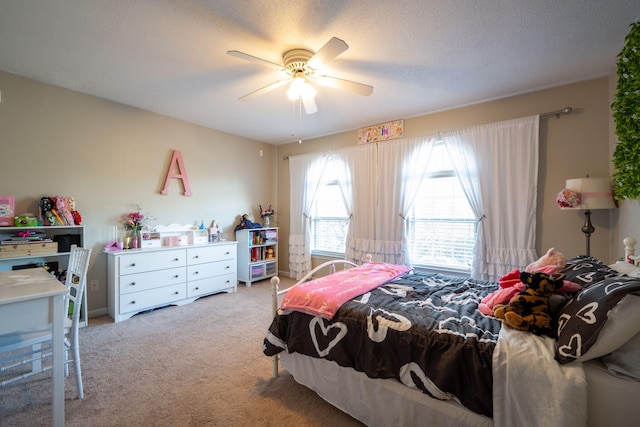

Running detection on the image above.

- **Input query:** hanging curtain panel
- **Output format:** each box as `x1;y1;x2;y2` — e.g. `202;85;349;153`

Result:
442;115;540;280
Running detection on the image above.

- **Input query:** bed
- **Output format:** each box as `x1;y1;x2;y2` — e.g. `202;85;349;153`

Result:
263;244;640;427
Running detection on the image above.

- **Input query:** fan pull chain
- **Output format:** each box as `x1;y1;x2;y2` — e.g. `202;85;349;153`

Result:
290;98;304;143
298;98;303;143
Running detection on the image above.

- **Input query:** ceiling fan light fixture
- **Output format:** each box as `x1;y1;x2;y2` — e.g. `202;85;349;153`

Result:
229;36;372;113
286;77;317;101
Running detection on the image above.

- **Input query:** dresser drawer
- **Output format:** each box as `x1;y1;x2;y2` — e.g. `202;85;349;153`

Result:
119;283;185;315
118;250;186;275
187;259;236;280
119;267;186;295
187;273;237;298
187;244;236;265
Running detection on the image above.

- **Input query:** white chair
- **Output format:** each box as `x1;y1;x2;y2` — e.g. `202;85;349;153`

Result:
0;246;92;398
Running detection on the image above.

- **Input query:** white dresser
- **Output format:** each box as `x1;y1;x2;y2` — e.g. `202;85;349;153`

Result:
107;242;237;323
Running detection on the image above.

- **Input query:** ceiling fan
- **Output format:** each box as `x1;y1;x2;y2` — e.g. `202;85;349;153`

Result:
227;37;373;114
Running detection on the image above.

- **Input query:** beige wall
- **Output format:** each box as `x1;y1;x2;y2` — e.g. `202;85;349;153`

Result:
276;77;627;272
0;70;277;317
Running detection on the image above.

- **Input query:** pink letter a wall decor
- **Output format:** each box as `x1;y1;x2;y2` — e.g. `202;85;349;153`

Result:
161;150;193;196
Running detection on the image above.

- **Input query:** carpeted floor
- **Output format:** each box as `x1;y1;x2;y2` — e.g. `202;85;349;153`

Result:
0;278;364;426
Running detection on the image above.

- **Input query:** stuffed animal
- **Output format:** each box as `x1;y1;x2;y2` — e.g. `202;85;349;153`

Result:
493;271;565;336
266;247;275;260
39;197;57;226
67;196;82;225
55;196;75;226
478;267;581;316
525;247;566;273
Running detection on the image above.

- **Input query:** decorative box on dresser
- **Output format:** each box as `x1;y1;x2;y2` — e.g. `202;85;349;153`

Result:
107;241;237;323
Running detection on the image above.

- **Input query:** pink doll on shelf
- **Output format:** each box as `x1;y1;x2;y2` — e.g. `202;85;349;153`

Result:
67;196;82;225
55;196;75;226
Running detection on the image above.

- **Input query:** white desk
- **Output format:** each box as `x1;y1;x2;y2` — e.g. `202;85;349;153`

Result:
0;268;68;427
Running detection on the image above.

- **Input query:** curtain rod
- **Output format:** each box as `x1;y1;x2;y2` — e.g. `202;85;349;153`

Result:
540;107;573;119
282;107;574;160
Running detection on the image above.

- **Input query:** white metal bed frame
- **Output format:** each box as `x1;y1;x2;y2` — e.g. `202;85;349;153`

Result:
269;258;358;378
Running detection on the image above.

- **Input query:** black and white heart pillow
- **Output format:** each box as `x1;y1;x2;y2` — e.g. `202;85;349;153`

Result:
555;277;640;364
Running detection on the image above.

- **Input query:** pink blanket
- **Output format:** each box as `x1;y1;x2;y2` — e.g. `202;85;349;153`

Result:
280;262;412;320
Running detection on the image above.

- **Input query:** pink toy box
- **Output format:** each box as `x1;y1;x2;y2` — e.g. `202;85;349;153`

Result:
0;195;14;227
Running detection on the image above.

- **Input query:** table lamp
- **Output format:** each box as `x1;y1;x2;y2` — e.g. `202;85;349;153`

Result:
556;177;616;256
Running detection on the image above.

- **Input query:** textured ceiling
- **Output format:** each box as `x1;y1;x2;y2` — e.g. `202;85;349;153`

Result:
0;1;638;145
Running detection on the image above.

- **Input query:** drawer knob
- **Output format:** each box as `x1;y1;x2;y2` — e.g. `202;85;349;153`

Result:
225;265;230;269
195;286;200;290
195;255;199;259
130;300;136;305
194;271;199;275
130;263;136;267
174;291;179;295
130;282;136;286
225;251;230;255
174;275;179;278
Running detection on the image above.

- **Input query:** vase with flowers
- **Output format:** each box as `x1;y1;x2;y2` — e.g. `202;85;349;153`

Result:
123;205;152;249
259;204;274;227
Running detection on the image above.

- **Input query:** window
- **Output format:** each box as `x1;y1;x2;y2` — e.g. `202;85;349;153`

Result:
408;142;476;271
307;143;476;268
310;160;350;255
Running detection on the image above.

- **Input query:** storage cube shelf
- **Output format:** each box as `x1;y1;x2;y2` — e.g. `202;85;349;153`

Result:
236;227;278;286
0;225;88;327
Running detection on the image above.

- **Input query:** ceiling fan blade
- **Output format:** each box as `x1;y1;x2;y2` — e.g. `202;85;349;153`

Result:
227;50;284;71
239;79;291;100
313;75;373;96
300;94;318;114
307;37;349;69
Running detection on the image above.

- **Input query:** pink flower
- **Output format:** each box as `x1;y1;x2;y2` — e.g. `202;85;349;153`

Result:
123;205;152;232
556;189;581;208
259;204;275;218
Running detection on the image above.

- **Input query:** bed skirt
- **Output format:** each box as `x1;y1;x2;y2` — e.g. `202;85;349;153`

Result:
281;352;492;427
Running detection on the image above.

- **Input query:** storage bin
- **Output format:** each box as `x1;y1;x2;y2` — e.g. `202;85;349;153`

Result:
53;234;82;252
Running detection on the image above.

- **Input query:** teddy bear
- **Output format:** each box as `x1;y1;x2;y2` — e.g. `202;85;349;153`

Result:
525;247;566;273
266;247;275;260
493;271;565;336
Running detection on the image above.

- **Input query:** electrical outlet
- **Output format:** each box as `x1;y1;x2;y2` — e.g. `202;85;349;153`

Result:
89;280;99;292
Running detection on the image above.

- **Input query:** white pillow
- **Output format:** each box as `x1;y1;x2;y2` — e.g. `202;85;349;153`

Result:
602;331;640;381
577;294;640;362
609;261;640;278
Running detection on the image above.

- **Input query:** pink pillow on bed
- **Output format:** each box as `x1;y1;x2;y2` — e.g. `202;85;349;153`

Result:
280;262;412;320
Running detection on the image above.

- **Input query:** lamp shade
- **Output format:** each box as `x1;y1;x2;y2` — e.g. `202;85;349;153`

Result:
563;177;616;210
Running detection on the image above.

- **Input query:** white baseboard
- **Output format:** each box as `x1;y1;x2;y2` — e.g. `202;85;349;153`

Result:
89;307;108;318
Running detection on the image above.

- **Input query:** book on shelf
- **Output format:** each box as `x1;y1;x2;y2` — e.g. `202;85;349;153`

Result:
1;238;53;245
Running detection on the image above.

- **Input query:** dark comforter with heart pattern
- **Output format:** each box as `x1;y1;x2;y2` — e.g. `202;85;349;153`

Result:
263;271;502;417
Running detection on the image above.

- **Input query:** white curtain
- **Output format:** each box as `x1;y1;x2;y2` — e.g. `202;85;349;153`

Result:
442;115;540;281
288;153;328;280
332;144;378;264
288;116;539;280
375;136;437;264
